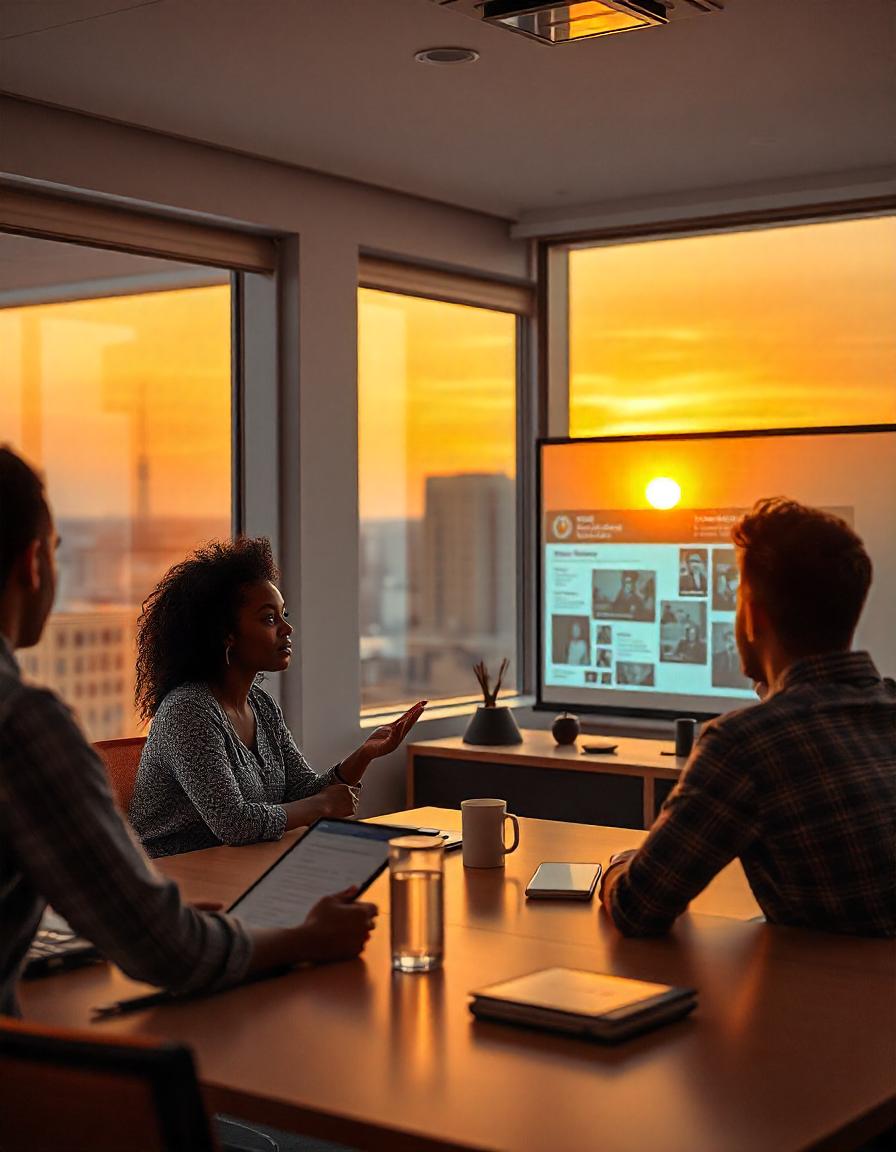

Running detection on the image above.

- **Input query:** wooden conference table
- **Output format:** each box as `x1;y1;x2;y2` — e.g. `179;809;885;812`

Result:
21;808;896;1152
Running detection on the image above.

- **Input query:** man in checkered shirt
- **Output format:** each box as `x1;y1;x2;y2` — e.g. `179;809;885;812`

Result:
601;497;895;938
0;447;377;1018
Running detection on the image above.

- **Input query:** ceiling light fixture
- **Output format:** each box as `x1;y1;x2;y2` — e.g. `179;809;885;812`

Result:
415;46;481;64
427;1;725;45
481;1;667;44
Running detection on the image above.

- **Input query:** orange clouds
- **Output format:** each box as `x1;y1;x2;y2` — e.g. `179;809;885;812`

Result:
0;286;231;518
569;217;896;438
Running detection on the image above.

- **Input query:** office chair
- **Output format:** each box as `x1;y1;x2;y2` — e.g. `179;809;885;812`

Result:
0;1017;218;1152
93;735;146;812
0;1019;280;1152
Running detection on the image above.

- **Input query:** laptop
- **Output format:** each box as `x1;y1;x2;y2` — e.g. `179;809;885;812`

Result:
24;909;100;979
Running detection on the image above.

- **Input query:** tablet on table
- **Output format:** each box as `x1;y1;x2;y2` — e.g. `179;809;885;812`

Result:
227;818;412;929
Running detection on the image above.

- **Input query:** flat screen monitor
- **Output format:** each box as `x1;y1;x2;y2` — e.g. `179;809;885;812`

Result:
538;426;896;718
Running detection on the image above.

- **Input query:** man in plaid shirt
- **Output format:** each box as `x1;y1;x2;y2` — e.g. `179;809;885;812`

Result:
1;448;377;1018
601;498;895;938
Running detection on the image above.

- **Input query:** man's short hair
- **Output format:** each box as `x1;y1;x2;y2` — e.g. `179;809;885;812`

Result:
0;447;48;588
732;497;871;654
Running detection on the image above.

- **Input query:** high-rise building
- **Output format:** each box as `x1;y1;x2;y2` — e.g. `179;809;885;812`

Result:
421;473;515;639
17;607;137;741
28;514;231;739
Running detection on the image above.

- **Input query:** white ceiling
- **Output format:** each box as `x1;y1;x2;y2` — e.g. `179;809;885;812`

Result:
1;0;895;219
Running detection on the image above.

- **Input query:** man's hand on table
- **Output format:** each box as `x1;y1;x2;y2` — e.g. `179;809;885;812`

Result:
599;849;639;909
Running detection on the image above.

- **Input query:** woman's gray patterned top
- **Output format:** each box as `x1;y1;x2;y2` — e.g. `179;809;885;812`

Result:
129;681;338;858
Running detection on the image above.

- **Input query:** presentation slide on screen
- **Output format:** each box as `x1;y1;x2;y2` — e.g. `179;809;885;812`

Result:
545;508;765;700
540;429;896;716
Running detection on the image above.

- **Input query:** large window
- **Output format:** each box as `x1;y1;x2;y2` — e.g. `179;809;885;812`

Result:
358;287;519;711
0;238;232;740
568;215;896;437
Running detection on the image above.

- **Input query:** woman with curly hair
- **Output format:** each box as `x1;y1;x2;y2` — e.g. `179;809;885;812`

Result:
129;537;425;857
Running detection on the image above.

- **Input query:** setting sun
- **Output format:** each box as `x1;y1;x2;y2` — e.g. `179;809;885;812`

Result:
646;477;681;509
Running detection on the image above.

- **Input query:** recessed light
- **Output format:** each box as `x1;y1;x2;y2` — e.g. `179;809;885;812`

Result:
414;47;480;65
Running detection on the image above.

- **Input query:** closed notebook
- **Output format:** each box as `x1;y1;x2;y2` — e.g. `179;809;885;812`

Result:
470;967;696;1042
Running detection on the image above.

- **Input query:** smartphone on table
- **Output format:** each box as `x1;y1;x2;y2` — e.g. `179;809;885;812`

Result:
525;862;602;901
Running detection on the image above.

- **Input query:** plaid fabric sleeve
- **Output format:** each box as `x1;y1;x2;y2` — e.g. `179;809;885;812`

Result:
1;685;252;993
607;723;759;936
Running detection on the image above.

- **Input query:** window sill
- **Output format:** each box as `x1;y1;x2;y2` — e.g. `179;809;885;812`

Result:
359;693;535;729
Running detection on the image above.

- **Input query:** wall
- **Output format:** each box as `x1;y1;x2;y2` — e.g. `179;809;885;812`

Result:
0;96;531;814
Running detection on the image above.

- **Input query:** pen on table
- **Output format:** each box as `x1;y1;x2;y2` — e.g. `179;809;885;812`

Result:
92;965;294;1020
92;988;176;1019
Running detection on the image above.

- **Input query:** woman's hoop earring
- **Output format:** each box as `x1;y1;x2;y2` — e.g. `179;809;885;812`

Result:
225;644;232;667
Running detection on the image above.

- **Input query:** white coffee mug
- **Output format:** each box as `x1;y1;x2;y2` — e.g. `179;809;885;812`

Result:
461;798;520;868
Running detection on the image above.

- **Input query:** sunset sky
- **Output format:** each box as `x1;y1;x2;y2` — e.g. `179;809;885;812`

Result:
2;216;893;525
569;215;896;437
358;288;518;521
0;285;231;519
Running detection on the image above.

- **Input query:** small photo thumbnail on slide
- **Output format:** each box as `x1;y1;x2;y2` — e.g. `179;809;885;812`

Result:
601;672;613;685
585;670;598;684
711;622;752;689
678;548;709;597
660;601;708;664
551;614;591;666
596;624;613;645
616;661;654;686
712;549;739;612
592;570;656;622
595;647;612;668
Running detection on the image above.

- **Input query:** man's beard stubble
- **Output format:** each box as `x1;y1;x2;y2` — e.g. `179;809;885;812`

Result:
735;615;764;685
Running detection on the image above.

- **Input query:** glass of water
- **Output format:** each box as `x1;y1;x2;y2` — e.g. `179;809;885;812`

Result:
389;835;444;973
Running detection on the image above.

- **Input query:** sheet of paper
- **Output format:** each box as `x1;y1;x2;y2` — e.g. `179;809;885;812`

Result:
230;824;393;929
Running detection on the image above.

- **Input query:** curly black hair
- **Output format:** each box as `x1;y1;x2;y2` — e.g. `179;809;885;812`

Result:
135;536;279;721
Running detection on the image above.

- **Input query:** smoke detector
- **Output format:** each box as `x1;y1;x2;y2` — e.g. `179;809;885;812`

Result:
428;1;726;45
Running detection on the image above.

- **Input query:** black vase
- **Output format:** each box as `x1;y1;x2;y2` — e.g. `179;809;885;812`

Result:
462;706;523;746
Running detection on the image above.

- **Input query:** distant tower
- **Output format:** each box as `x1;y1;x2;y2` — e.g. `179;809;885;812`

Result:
135;379;150;522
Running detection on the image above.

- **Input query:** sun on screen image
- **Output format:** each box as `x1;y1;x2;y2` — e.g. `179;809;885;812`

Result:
645;477;681;510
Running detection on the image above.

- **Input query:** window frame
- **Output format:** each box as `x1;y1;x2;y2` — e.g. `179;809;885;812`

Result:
0;186;282;543
0;195;272;733
356;256;537;718
540;197;896;441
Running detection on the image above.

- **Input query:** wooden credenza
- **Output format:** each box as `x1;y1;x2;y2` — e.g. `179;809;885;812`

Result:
407;728;683;829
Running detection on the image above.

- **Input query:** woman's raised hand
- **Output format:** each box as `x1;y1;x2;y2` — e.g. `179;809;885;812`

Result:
361;700;427;761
